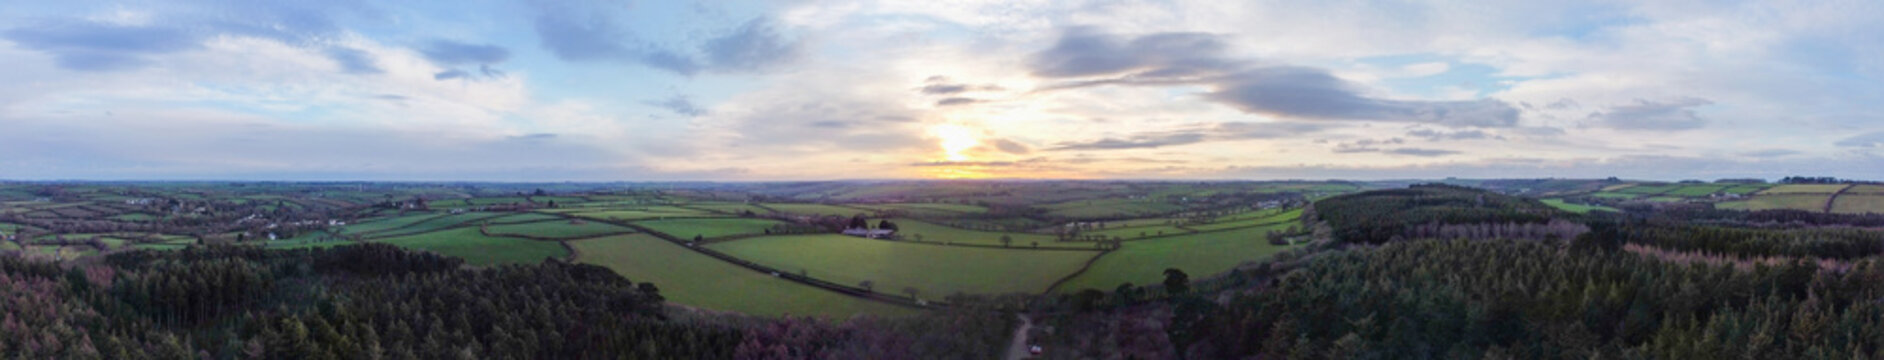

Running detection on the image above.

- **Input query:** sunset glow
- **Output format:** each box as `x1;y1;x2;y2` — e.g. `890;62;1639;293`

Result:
930;124;981;162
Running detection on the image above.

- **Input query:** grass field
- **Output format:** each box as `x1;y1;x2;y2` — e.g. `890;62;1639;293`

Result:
339;213;444;235
1042;198;1184;219
1831;195;1884;215
1185;209;1302;232
375;227;568;266
484;221;636;239
763;204;871;217
686;203;774;215
364;212;521;238
1665;185;1729;197
1761;184;1849;194
1844;185;1884;195
709;234;1099;296
571;234;916;317
1056;222;1299;293
1715;194;1832;211
633;218;788;239
1722;185;1773;194
890;220;1083;248
1083;225;1191;239
1541;198;1620;213
1589;192;1639;199
858;203;988;214
571;208;718;221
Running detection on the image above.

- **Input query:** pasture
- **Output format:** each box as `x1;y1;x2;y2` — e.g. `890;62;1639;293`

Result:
633;218;788;239
1831;195;1884;215
1715;194;1831;211
889;219;1078;248
1055;221;1299;293
1665;185;1729;197
484;220;636;239
1761;184;1849;194
571;234;916;317
762;203;871;217
1042;198;1184;219
707;234;1100;296
375;227;568;266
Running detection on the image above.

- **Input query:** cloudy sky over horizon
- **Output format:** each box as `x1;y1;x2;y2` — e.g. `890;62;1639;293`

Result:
2;0;1881;181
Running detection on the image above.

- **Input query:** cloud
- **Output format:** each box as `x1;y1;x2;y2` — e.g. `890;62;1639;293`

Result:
1330;139;1463;156
1740;149;1800;158
921;83;970;95
1384;148;1462;157
324;47;382;74
1839;132;1884;148
530;2;798;76
645;95;708;117
1028;27;1237;78
3;20;201;71
1407;128;1499;141
1050;132;1207;150
1589;98;1712;131
701;17;801;72
433;69;470;80
1204;67;1520;127
1028;28;1520;128
992;139;1031;154
935;97;981;106
418;39;510;65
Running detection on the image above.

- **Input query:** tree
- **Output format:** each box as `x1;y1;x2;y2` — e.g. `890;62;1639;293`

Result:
1000;235;1013;248
858;280;874;292
913;234;924;242
1163;268;1190;296
848;215;869;230
692;235;704;243
877;220;898;231
902;287;919;300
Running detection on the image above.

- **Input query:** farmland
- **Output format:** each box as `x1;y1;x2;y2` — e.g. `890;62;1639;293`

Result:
708;234;1100;296
484;220;636;239
1056;220;1300;293
633;218;787;239
571;234;916;317
373;227;568;265
1715;194;1832;211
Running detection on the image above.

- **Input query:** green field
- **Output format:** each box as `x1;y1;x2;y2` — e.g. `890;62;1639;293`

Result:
571;234;916;317
1665;185;1729;197
1722;184;1773;194
1761;184;1849;194
1831;195;1884;215
1083;225;1191;239
484;221;636;239
685;203;774;215
709;234;1099;296
763;203;870;217
1589;192;1639;199
1185;209;1302;232
856;202;989;215
365;212;522;238
890;219;1080;248
570;207;717;221
1715;194;1831;211
1616;184;1679;194
375;227;568;266
339;213;445;235
1042;198;1184;219
633;218;788;239
1056;222;1299;293
1541;198;1620;213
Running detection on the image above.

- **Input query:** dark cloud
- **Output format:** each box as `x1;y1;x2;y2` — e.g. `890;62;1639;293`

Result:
419;39;510;65
510;133;557;140
1028;28;1520;128
935;97;981;106
1835;131;1884;148
1740;149;1800;158
1589;98;1712;131
3;21;201;71
432;69;470;80
531;2;797;76
1047;121;1329;152
1205;67;1520;127
701;17;800;72
1332;138;1405;153
645;95;708;117
992;139;1031;154
324;47;382;74
1212;155;1884;181
1051;132;1207;150
1028;27;1237;78
918;77;1005;95
921;84;970;94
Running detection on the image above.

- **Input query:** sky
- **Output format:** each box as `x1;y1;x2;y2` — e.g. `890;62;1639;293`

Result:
1;0;1881;181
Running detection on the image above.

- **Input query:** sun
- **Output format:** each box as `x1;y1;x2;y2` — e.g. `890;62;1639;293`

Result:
929;123;981;162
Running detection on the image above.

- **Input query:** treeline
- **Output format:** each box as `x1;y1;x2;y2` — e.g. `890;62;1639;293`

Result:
1574;221;1884;260
1311;184;1563;244
3;243;1018;359
1171;239;1884;359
